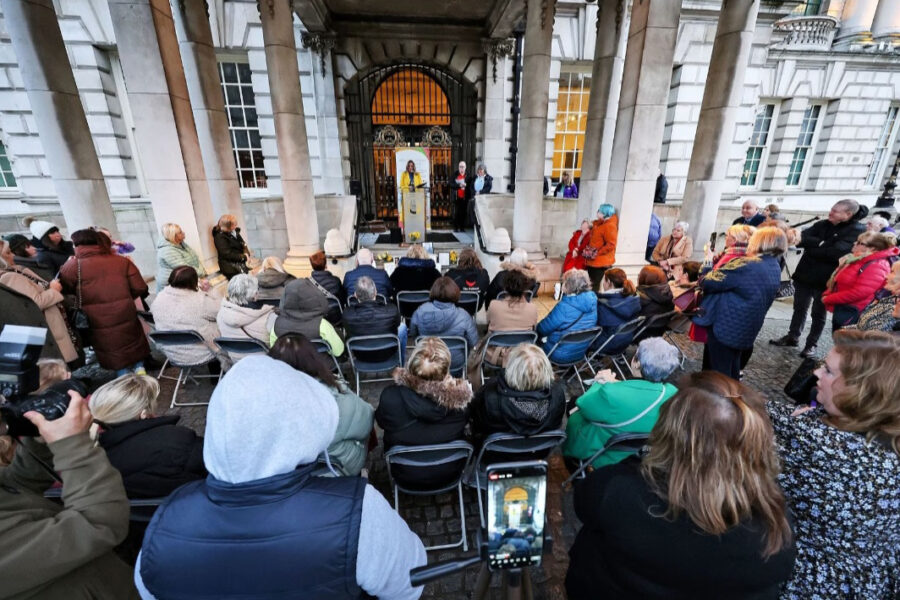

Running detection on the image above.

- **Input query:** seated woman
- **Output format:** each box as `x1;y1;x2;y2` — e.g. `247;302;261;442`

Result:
768;329;900;599
563;219;592;273
567;371;796;599
471;343;565;441
485;248;538;308
89;373;206;498
255;256;294;302
156;222;208;292
212;214;250;280
848;260;900;332
269;334;373;476
389;244;441;294
216;274;276;350
309;250;344;324
376;338;472;489
563;337;679;471
537;269;597;363
445;248;490;308
273;277;344;356
668;261;702;333
651;221;693;280
2;233;54;280
635;265;674;340
593;268;640;350
409;277;478;368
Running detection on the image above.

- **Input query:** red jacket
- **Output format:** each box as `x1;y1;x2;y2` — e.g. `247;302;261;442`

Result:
563;229;592;272
822;247;899;312
59;245;150;370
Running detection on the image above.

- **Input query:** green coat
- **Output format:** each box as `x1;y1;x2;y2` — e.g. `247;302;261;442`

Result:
326;380;375;476
156;238;207;291
563;379;677;469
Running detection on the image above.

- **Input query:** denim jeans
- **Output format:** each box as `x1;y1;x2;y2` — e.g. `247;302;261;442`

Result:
787;281;827;347
116;361;145;377
398;322;408;365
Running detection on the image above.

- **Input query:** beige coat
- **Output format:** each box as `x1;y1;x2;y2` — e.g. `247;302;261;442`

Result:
0;267;78;363
151;286;222;365
652;234;694;279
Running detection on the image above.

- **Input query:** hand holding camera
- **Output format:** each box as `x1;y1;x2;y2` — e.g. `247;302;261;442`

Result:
23;390;92;443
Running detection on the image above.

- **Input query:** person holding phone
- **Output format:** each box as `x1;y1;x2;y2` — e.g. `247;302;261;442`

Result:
450;161;473;232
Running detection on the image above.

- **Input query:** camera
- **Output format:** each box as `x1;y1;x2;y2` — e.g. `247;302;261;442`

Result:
0;325;85;437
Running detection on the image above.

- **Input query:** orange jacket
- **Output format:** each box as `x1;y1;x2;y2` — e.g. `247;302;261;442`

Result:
585;214;618;268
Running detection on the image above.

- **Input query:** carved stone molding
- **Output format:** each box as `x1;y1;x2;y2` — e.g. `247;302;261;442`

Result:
374;125;405;146
482;38;515;83
421;126;452;147
301;32;336;74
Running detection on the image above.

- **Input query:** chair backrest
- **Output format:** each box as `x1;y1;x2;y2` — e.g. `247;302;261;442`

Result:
149;329;206;347
327;296;343;315
396;290;431;319
480;330;538;366
593;316;646;357
635;310;679;340
346;334;402;371
545;327;602;364
214;337;269;355
385;441;474;494
600;431;650;457
457;290;480;316
497;290;533;302
475;431;566;474
417;335;468;377
137;310;156;325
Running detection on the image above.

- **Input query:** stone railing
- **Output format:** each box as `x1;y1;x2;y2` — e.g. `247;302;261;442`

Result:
772;15;840;50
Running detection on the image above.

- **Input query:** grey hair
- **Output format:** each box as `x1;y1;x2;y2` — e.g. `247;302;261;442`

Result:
355;275;377;301
562;268;591;295
674;221;690;233
869;216;889;230
477;163;488;174
505;343;554;391
635;337;680;383
835;199;859;215
508;247;529;267
226;273;259;306
356;247;374;266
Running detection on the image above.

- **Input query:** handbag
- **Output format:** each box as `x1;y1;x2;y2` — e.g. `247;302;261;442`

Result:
784;357;819;405
582;246;598;260
776;260;795;299
70;260;91;332
673;287;701;313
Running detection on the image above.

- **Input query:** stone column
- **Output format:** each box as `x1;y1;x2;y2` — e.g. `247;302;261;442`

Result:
605;0;680;266
836;0;879;45
513;0;556;253
108;0;217;270
173;0;245;223
482;38;515;193
680;0;759;259
1;0;118;235
872;0;900;44
258;0;320;274
302;33;345;195
577;0;628;223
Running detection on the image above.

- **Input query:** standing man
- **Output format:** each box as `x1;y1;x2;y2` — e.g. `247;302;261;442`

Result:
770;199;868;357
450;161;473;232
654;171;668;204
733;200;766;226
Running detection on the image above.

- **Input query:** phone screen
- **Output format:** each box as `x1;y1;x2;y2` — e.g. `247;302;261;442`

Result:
485;461;548;570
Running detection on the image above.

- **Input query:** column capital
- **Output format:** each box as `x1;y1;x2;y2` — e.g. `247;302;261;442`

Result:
481;38;515;83
523;0;556;31
301;31;336;74
596;0;626;36
256;0;292;19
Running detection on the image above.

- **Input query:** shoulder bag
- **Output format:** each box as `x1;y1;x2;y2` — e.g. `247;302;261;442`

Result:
783;357;818;405
775;259;795;299
70;259;91;332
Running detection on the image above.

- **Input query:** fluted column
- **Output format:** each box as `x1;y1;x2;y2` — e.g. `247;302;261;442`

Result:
681;0;759;259
258;0;320;274
605;0;680;266
513;0;556;253
872;0;900;44
577;0;628;223
835;0;879;45
173;0;245;223
1;0;118;235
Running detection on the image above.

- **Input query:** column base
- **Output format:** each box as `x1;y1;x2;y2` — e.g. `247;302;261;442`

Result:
284;249;317;277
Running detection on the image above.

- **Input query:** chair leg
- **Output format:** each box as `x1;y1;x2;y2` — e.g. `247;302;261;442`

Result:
355;370;361;396
458;481;468;552
157;358;169;379
170;368;184;409
610;357;627;381
393;485;400;512
476;471;486;530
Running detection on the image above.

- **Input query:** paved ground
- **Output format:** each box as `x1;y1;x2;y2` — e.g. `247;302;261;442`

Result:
73;295;829;599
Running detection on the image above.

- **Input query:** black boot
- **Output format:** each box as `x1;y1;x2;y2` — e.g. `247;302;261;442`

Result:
769;335;799;347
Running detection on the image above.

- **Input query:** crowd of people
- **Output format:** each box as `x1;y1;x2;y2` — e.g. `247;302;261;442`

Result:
1;200;899;600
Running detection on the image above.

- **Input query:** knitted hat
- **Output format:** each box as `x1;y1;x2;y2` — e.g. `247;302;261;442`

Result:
2;233;29;254
25;219;58;241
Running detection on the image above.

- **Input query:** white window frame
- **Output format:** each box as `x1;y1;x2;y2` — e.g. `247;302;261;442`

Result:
865;105;900;189
0;135;20;196
740;102;778;190
551;68;591;184
217;56;267;191
786;103;823;189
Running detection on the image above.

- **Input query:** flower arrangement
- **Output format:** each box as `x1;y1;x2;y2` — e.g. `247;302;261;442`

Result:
409;231;421;242
449;250;458;264
377;251;394;263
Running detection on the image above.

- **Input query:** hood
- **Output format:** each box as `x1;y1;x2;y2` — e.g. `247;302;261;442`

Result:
204;355;338;484
280;278;328;318
256;268;293;289
851;204;869;223
865;246;900;263
392;368;472;411
500;261;538;280
416;301;460;330
99;415;181;447
495;374;553;431
639;283;673;304
27;220;57;241
398;257;436;270
599;292;641;319
218;299;271;327
561;290;598;314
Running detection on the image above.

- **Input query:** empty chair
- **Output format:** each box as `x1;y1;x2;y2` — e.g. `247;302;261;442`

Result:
148;330;220;407
346;333;403;394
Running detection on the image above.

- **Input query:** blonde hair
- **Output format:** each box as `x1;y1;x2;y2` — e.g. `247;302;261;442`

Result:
760;218;800;246
504;344;553;391
161;223;182;243
406;244;427;260
217;214;238;231
726;224;756;245
856;231;894;251
260;256;286;273
828;330;900;454
36;359;69;392
747;226;787;257
406;337;451;381
89;374;159;425
641;372;792;558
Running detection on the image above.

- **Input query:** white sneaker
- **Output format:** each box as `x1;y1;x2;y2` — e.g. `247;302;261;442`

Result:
553;282;562;300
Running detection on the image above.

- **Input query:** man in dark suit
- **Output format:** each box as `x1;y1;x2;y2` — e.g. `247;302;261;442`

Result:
732;200;766;226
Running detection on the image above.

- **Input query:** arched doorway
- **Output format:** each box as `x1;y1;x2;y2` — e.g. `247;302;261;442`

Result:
345;63;478;228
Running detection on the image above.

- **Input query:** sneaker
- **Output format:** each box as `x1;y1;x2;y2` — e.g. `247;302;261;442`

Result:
769;335;799;347
134;367;148;376
553;282;562;301
799;345;817;359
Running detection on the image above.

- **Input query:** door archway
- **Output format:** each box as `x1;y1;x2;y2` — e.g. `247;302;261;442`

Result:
345;62;478;227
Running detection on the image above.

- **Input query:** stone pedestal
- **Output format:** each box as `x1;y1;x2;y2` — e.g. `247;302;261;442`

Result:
512;0;556;254
108;0;217;271
173;0;245;223
577;0;628;223
680;0;759;259
836;0;879;45
872;0;900;43
1;0;118;235
605;0;680;266
259;0;320;276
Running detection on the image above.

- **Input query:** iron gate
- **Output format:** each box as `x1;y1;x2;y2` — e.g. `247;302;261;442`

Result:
345;62;478;227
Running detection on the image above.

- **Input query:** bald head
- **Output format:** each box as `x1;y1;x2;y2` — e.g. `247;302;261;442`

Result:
356;248;374;266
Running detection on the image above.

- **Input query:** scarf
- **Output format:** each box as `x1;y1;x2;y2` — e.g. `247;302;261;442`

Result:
826;252;868;292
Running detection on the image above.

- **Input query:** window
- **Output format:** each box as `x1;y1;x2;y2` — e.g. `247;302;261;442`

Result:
741;104;775;187
786;104;821;186
552;72;590;181
866;106;899;188
218;61;266;189
801;0;822;16
0;139;16;189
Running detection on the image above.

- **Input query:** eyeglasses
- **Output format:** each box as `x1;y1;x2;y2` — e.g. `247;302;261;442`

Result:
854;241;872;248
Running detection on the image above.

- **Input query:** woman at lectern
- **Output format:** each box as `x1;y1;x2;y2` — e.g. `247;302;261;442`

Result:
400;160;423;193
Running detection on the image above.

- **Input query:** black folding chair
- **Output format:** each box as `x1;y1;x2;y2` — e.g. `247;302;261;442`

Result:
544;327;602;393
633;310;680;343
385;441;474;551
457;290;480;316
416;335;468;379
149;330;220;408
346;333;403;395
585;317;646;380
396;290;431;320
562;432;650;489
311;337;343;374
478;330;538;385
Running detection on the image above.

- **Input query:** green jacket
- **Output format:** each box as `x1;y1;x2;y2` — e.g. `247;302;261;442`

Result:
563;379;677;469
156;238;207;291
0;434;138;599
326;380;375;476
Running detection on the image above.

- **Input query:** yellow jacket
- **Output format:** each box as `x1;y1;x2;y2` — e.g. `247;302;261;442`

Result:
399;171;423;190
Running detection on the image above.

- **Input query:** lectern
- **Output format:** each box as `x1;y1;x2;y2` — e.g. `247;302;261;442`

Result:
401;189;427;244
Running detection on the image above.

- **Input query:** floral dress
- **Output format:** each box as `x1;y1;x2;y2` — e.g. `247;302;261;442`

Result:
846;294;899;332
767;401;900;599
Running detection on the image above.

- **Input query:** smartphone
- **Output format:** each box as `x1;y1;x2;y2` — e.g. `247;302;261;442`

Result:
485;461;548;570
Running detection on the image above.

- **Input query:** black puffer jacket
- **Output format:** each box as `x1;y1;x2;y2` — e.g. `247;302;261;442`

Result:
636;283;674;340
311;269;344;324
445;266;490;304
389;257;441;293
472;373;566;439
212;226;248;279
343;298;401;361
30;236;74;276
793;205;868;289
97;415;206;499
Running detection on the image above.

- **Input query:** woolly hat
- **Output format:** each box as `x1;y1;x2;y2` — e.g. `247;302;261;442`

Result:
2;233;29;254
25;219;58;241
203;355;339;484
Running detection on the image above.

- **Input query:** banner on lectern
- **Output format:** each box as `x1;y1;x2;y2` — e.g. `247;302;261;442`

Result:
396;147;431;240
